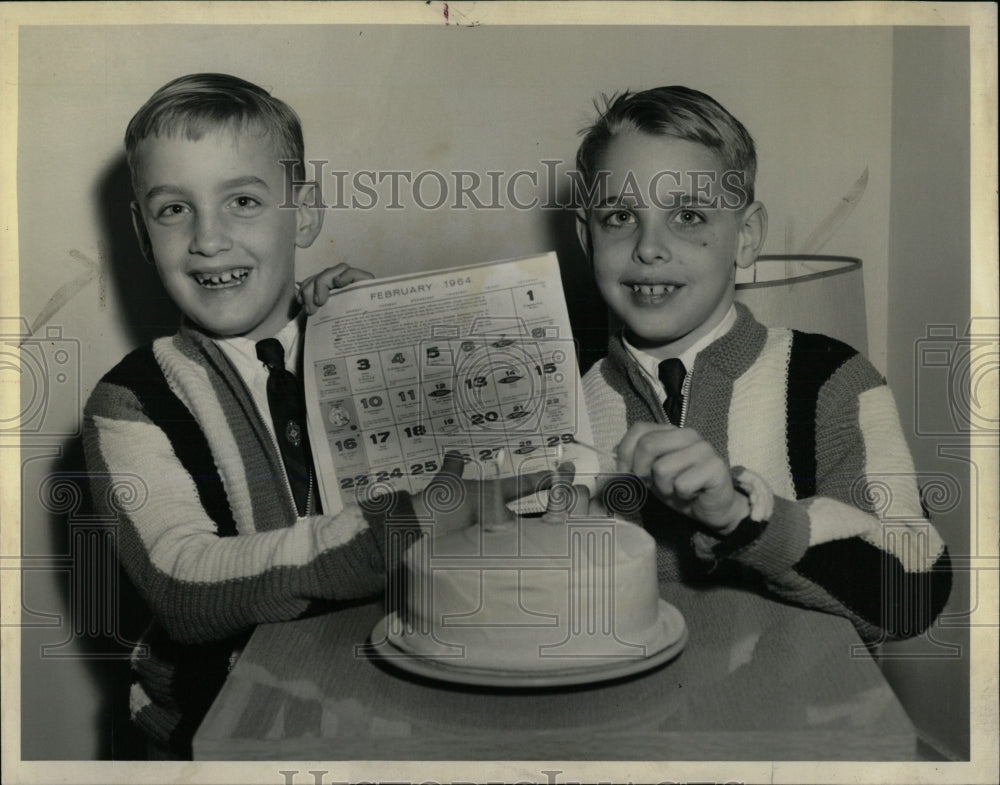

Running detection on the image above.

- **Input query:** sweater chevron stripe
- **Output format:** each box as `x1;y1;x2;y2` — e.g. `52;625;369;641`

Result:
582;303;952;643
83;323;422;756
103;345;239;537
785;330;862;499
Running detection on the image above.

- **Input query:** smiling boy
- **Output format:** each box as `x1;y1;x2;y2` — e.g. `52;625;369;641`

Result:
82;74;532;758
576;86;951;641
587;129;765;368
129;130;312;341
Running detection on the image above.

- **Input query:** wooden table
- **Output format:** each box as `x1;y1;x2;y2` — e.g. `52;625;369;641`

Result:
193;581;918;760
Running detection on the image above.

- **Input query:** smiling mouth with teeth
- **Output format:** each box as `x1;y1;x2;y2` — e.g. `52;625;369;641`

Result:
193;268;250;288
629;283;679;295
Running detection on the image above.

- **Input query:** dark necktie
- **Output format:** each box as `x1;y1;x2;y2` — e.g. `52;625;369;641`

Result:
658;358;686;426
255;338;312;515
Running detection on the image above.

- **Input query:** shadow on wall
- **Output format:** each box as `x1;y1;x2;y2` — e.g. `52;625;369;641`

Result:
543;192;607;376
96;154;180;346
39;435;151;760
27;154;172;759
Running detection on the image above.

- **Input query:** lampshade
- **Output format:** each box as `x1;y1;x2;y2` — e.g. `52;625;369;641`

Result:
735;255;867;356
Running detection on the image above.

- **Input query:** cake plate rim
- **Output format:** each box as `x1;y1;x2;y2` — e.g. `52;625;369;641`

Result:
366;600;688;688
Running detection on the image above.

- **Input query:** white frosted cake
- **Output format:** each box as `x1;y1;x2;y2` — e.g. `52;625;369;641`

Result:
394;518;677;671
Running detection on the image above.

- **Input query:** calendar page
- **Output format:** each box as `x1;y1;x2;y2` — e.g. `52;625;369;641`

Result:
303;252;597;515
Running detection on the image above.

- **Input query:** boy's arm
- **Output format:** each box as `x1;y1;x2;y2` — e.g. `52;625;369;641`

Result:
83;374;421;646
689;371;953;643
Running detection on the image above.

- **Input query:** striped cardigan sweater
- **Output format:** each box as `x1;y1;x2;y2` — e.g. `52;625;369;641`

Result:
583;303;951;643
82;324;422;756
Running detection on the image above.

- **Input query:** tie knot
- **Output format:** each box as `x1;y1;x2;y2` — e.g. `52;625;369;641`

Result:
256;338;285;371
657;357;686;398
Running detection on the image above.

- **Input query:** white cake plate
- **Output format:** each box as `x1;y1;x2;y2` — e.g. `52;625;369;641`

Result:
366;600;688;688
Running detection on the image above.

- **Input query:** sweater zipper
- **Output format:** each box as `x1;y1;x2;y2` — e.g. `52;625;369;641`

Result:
678;370;692;428
214;338;311;518
249;395;307;518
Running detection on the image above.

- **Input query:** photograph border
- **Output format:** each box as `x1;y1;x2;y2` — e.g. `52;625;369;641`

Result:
2;2;996;784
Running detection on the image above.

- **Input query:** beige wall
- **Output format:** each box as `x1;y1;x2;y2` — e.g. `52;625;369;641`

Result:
10;23;965;760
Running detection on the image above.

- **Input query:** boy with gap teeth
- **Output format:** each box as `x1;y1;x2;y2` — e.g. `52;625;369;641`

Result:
83;73;546;758
575;86;951;642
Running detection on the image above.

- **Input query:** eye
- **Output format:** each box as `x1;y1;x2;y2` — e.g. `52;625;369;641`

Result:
671;209;705;227
600;209;636;229
229;195;263;214
155;203;190;222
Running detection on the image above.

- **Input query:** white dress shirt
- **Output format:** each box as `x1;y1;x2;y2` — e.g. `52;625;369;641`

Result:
624;304;737;407
215;317;304;445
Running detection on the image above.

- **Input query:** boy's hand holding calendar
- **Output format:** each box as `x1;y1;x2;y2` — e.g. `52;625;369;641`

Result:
298;263;375;314
616;423;749;536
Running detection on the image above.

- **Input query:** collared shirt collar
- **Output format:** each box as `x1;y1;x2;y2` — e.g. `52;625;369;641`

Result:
624;304;737;397
215;315;303;374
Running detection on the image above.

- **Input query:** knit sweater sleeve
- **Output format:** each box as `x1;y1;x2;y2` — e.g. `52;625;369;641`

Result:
586;320;952;643
82;347;422;646
694;351;952;642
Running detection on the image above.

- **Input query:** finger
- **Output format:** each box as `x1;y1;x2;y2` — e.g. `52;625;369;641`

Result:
672;456;732;503
333;267;375;286
320;263;351;286
630;427;705;480
311;285;331;309
615;422;669;473
648;441;716;501
670;463;716;503
313;264;351;305
554;460;576;484
629;432;680;481
542;480;574;522
295;273;326;311
296;277;314;303
543;482;592;522
541;460;582;517
418;451;469;530
542;461;575;506
302;284;325;314
547;461;579;508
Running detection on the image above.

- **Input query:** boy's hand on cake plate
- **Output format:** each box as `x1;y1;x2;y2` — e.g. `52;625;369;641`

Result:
411;451;563;536
616;423;748;536
298;264;375;314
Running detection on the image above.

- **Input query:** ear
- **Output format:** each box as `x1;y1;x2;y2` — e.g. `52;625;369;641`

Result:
293;182;325;249
574;209;592;262
130;202;155;264
735;201;768;269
